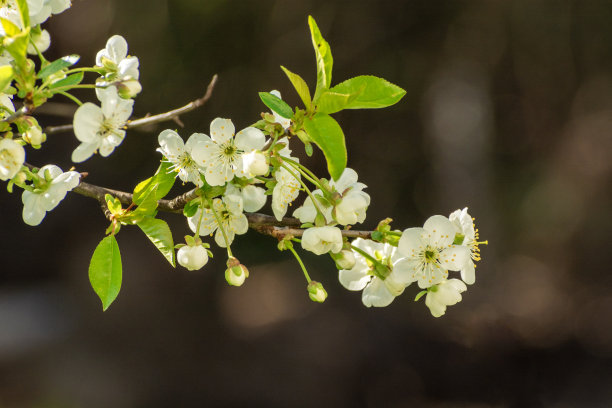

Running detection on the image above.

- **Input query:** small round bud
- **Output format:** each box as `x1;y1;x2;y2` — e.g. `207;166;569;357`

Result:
334;249;356;270
307;281;327;303
225;257;249;286
23;126;45;146
117;79;142;98
177;244;209;271
243;150;268;176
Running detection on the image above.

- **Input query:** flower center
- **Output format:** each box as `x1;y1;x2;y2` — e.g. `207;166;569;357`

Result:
423;246;439;263
223;144;237;157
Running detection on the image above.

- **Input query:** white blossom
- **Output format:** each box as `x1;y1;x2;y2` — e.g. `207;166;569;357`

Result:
30;0;71;25
339;238;414;307
191;118;266;186
425;279;467;317
157;130;206;186
397;215;470;289
96;34;140;82
177;244;209;271
272;166;300;221
226;183;267;213
449;207;482;285
71;86;133;163
187;194;248;248
21;164;79;226
242;150;268;176
301;226;343;255
331;168;370;225
0;138;25;181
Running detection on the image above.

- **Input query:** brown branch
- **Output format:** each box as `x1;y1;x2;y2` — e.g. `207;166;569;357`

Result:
68;177;371;240
44;74;219;135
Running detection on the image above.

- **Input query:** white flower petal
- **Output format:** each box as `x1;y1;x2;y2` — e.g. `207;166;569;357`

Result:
241;185;266;212
460;261;476;285
209;118;235;144
397;227;426;258
338;266;371;291
362;278;395;307
423;215;456;247
235;127;265;151
71;142;98;163
438;245;470;272
73;103;103;143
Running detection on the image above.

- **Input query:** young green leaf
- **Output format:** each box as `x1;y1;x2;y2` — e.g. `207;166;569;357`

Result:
38;55;80;79
316;87;365;115
137;217;176;267
259;92;293;119
48;72;84;90
0;17;21;37
183;198;200;217
280;66;312;109
329;75;406;109
302;112;347;181
132;161;176;205
0;65;14;93
308;16;333;102
89;235;122;311
3;28;30;68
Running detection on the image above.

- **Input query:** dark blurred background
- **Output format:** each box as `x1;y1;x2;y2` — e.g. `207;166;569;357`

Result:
1;0;611;406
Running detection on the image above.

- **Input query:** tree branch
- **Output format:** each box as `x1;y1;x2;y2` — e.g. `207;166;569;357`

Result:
44;74;219;135
70;178;370;239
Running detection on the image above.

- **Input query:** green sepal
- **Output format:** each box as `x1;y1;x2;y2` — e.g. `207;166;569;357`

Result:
327;75;406;110
302;112;346;181
38;55;80;79
89;235;122;311
0;65;14;93
136;217;176;267
48;72;83;90
414;290;428;302
259;91;293;119
280;65;312;109
308;16;333;102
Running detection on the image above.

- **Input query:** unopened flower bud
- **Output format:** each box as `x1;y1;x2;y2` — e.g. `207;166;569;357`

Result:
23;126;45;146
243;150;268;176
334;249;356;270
225;257;249;286
177;244;209;271
117;79;142;98
307;281;327;303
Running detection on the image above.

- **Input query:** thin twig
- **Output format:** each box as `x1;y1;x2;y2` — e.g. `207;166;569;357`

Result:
44;74;219;135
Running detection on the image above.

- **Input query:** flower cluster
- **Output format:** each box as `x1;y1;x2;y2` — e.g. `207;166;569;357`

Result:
337;208;485;316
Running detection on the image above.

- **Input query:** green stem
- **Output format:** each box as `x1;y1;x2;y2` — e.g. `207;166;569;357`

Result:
206;197;233;257
350;244;380;266
30;40;47;64
281;156;322;188
49;84;97;93
288;245;311;283
64;67;105;75
280;161;325;220
56;91;83;106
194;200;205;237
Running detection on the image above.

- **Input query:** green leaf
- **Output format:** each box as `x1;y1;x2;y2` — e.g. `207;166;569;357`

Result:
302;112;346;181
1;18;21;37
280;66;311;109
48;72;83;90
137;217;176;267
308;16;333;102
0;65;14;93
259;91;293;119
14;0;30;28
89;235;122;311
133;161;176;205
3;28;29;67
329;75;406;109
183;198;200;217
316;87;364;115
38;55;80;79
